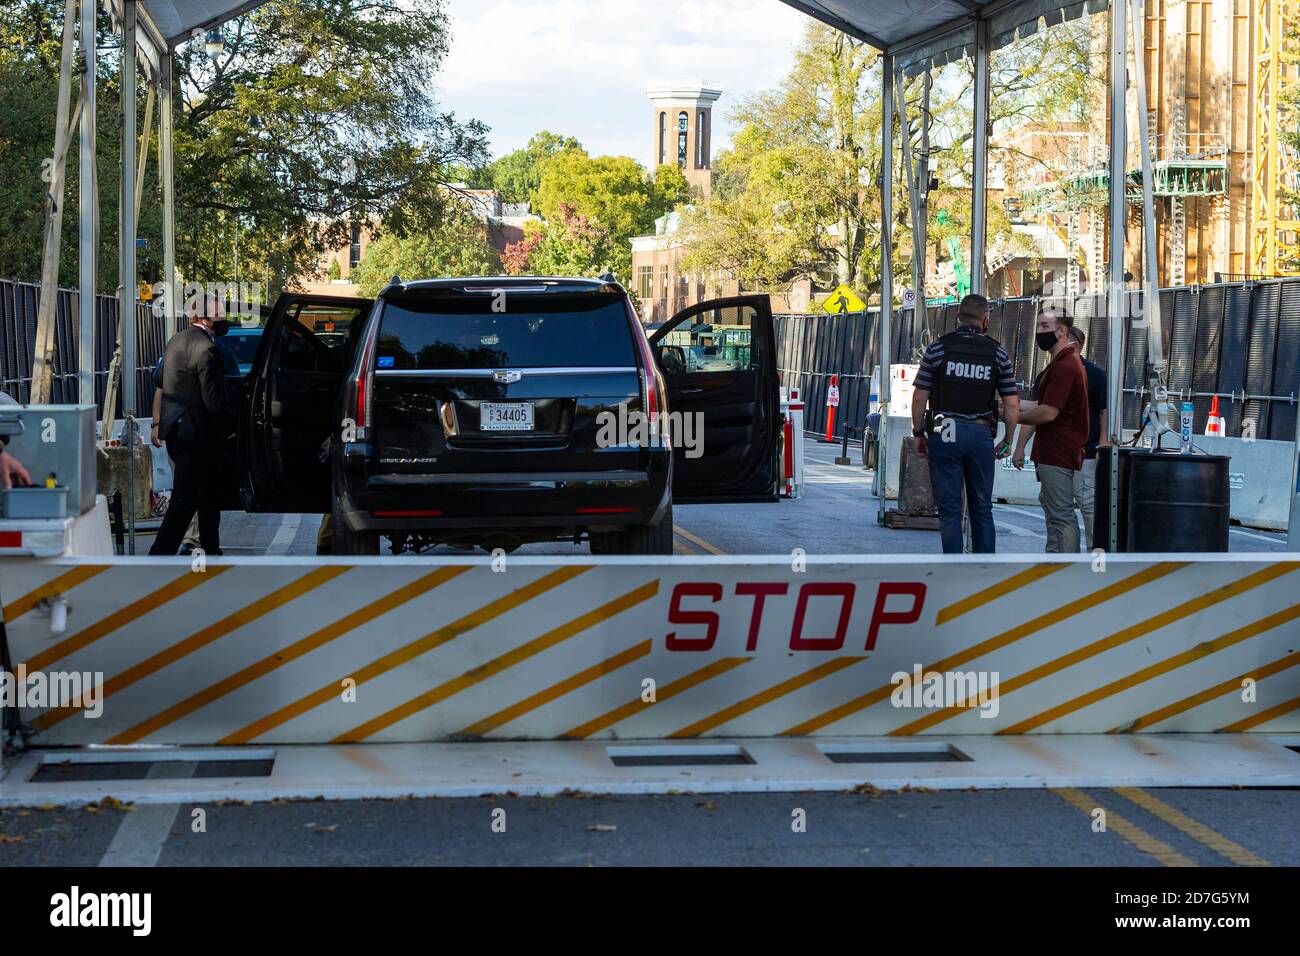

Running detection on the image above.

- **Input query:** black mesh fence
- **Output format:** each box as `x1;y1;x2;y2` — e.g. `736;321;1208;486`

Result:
0;279;166;418
775;278;1300;444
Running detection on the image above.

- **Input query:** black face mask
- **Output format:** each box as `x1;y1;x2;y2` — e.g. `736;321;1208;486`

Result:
1036;330;1058;351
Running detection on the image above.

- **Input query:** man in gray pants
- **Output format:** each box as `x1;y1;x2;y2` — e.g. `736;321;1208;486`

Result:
1011;308;1090;552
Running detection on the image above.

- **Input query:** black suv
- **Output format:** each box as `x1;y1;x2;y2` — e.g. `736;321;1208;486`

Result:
237;277;780;554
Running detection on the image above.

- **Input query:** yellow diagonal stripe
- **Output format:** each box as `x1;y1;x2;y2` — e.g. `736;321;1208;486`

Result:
1054;788;1196;867
34;566;348;731
1115;788;1272;866
935;563;1068;625
669;657;866;738
220;566;587;744
459;640;653;738
1002;598;1300;734
781;562;1184;736
1218;693;1300;732
674;524;726;555
21;566;231;674
1117;649;1300;733
561;657;750;739
333;579;658;743
2;565;107;621
891;562;1292;736
109;567;468;745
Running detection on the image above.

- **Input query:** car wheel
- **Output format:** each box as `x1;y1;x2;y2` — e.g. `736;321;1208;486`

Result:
588;502;673;555
331;499;379;556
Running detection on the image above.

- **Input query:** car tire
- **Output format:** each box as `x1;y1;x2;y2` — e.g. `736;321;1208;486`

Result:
331;499;379;556
589;502;673;555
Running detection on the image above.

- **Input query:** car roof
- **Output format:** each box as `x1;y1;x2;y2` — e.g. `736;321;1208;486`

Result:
382;275;626;298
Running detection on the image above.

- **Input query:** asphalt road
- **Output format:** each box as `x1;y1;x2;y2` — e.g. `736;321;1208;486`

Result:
126;438;1293;559
2;786;1297;866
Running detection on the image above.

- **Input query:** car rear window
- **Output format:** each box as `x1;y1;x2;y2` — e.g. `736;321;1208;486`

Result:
375;292;637;370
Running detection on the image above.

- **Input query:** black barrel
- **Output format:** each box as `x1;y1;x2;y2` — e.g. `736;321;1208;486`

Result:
1128;450;1231;552
1094;448;1232;552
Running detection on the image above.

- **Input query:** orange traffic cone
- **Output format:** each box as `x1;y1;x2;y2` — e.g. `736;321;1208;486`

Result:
1204;396;1224;436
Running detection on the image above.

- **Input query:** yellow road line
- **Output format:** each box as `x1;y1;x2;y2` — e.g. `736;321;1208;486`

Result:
561;657;750;739
781;562;1185;736
669;657;866;738
1115;649;1300;733
110;567;468;745
1114;787;1272;867
891;562;1292;736
21;566;231;674
673;524;727;555
1002;598;1300;734
1054;788;1197;867
220;566;587;744
1218;693;1300;732
2;565;108;622
334;579;659;742
460;640;653;737
34;566;348;731
672;537;696;555
935;563;1068;625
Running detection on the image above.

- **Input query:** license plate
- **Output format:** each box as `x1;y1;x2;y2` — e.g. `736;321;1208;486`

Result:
480;402;535;431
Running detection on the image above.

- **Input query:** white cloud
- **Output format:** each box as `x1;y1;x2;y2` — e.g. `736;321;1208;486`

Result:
435;0;809;163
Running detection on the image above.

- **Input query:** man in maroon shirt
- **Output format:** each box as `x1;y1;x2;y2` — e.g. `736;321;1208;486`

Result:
1012;308;1090;552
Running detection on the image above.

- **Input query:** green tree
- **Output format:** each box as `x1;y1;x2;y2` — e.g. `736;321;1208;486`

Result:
681;19;1102;302
475;130;582;205
501;204;617;279
0;0;488;298
534;153;688;282
352;200;501;296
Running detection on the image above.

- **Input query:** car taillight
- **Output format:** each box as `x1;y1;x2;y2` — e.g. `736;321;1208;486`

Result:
352;318;380;437
629;305;665;447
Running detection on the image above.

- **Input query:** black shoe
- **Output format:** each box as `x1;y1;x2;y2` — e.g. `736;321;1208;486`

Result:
179;544;195;556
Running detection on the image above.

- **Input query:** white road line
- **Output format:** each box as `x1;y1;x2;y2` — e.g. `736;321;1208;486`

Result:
993;503;1046;521
995;519;1043;539
267;513;303;555
98;763;195;867
1229;527;1286;545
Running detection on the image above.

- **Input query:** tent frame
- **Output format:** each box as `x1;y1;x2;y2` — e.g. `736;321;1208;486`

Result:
32;0;1161;553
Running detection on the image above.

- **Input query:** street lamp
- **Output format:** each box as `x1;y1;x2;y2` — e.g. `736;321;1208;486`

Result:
204;28;224;61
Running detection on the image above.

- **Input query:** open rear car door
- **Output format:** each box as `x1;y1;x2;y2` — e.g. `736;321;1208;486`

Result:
650;295;780;503
239;294;374;513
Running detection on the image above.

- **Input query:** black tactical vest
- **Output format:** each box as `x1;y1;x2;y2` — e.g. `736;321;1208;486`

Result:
933;330;1001;417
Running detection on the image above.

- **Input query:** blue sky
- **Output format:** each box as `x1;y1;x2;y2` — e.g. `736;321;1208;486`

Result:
435;0;810;166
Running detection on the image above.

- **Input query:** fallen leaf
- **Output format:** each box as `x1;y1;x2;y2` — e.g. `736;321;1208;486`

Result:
0;834;24;844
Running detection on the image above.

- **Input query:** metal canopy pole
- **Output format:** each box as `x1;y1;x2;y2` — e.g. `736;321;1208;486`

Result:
119;0;138;552
970;17;990;295
1128;0;1171;444
1105;0;1128;553
78;0;97;406
878;54;895;525
898;72;928;348
160;55;178;337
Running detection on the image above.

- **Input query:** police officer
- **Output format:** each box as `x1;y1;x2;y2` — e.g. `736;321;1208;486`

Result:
910;294;1020;553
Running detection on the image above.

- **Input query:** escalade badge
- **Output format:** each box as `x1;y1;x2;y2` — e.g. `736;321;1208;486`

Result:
492;370;523;384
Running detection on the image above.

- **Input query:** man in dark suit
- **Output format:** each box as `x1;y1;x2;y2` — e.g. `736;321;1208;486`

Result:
149;294;235;556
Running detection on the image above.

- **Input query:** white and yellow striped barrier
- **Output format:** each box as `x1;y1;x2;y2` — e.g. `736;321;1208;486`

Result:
1;554;1297;746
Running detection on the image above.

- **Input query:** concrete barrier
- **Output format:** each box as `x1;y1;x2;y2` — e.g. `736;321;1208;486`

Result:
1;554;1296;746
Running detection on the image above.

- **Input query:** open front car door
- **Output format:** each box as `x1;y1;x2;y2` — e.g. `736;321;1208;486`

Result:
650;294;781;503
239;293;375;513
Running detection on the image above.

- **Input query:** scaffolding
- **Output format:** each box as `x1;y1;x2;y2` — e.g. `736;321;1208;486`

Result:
1252;0;1300;275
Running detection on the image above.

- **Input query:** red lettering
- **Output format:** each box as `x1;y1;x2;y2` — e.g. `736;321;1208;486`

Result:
790;582;855;651
735;582;789;651
666;582;723;651
866;582;926;650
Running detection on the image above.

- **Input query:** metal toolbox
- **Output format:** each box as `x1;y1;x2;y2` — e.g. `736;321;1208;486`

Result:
0;404;98;515
1;486;69;519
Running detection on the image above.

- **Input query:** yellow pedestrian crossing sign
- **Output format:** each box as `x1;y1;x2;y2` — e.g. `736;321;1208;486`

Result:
822;284;866;314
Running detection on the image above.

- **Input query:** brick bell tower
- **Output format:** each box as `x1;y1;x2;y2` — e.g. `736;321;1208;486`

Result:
646;81;722;198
